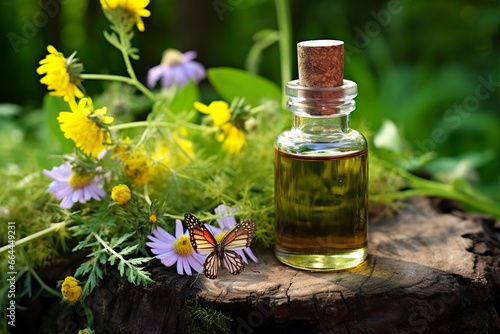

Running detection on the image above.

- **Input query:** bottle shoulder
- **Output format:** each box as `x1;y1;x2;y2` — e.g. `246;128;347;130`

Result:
276;128;367;156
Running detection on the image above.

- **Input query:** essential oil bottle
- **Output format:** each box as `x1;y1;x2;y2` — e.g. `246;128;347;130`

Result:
274;40;368;271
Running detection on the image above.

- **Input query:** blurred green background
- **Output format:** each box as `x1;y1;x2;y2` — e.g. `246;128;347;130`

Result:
1;0;499;200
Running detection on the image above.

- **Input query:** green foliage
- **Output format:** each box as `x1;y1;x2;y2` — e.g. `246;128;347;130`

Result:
182;299;233;334
73;231;153;298
208;67;282;108
43;95;75;152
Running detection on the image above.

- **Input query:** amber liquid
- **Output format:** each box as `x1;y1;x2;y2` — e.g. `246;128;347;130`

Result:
274;148;368;270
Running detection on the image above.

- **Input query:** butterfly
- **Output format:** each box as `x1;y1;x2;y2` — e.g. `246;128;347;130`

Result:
184;213;256;279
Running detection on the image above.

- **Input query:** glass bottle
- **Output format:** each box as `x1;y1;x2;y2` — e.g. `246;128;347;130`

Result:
274;77;368;271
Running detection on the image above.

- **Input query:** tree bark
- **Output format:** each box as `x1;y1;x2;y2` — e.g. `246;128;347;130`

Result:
62;197;500;333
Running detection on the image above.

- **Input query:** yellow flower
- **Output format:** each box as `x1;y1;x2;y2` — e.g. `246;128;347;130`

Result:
112;137;132;161
37;45;84;108
58;98;114;158
78;329;94;334
123;151;154;186
218;123;246;155
148;214;158;225
152;129;194;168
195;100;248;155
100;0;151;32
61;276;82;302
111;184;131;205
194;101;231;127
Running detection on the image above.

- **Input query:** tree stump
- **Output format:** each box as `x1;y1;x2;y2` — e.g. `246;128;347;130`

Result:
62;197;500;333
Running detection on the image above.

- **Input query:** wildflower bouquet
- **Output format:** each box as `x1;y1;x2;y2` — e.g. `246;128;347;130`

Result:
31;0;282;305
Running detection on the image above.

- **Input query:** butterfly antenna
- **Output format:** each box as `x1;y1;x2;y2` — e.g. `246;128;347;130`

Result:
246;262;260;274
189;271;202;288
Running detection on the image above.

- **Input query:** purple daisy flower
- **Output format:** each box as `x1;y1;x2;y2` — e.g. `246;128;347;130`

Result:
146;220;206;276
210;204;259;263
43;162;105;209
147;49;206;89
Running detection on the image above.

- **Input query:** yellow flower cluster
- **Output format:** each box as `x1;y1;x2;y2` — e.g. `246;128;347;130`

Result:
61;276;82;302
194;101;247;155
152;129;194;168
123;151;154;186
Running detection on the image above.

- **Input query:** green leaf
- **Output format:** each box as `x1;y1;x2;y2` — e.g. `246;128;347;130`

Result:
246;29;279;74
118;261;125;276
169;81;200;114
207;67;281;108
42;95;75;152
103;30;121;50
374;119;402;152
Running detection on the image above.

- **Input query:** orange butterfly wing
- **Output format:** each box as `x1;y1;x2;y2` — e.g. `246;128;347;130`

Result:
184;213;217;254
185;213;256;279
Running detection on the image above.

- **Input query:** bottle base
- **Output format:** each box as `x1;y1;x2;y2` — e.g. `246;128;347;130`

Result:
275;247;367;271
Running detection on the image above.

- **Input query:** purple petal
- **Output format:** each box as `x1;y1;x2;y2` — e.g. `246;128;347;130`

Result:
175;220;183;239
183;258;192;276
43;163;72;179
52;185;73;200
187;254;204;272
244;248;259;263
184;61;206;82
147;64;165;88
160;70;176;88
182;51;197;62
170;66;189;87
60;196;74;209
154;249;176;259
149;242;174;251
162;253;179;267
72;188;83;203
152;227;175;243
90;184;105;199
206;224;221;236
235;249;248;263
176;258;184;275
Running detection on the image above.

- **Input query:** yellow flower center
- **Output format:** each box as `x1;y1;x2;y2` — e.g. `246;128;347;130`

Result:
149;214;158;225
68;173;90;189
215;231;226;243
161;49;185;66
172;235;193;257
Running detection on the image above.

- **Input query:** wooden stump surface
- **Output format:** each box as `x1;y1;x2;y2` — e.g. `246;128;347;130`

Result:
67;197;500;334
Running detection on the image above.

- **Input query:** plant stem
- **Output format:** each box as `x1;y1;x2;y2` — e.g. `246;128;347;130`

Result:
0;222;68;253
275;0;293;109
21;249;61;298
376;160;500;218
92;232;125;262
81;73;155;102
109;120;215;133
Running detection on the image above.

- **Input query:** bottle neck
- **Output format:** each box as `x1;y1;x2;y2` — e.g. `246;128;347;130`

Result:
292;114;351;137
286;79;357;117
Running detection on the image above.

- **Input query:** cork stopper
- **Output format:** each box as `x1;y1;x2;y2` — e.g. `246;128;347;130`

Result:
298;40;344;88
